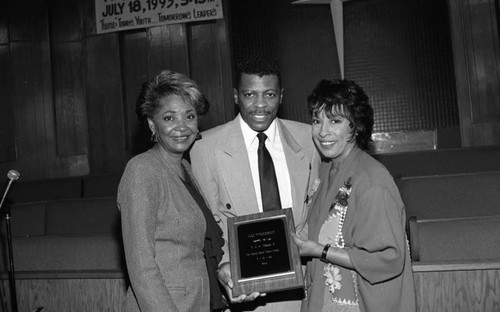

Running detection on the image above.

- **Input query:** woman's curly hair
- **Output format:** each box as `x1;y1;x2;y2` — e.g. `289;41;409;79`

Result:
307;79;374;150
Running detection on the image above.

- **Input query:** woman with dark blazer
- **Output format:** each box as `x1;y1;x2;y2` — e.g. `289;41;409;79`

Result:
117;70;225;312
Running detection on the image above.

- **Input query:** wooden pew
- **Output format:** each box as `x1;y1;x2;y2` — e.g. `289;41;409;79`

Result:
408;215;500;311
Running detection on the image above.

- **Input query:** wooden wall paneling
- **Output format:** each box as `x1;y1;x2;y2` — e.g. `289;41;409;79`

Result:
8;0;48;42
448;0;500;147
1;0;89;180
188;13;235;129
468;0;500;121
49;0;89;158
120;30;151;157
85;33;126;174
0;46;17;164
47;154;90;179
10;41;55;180
189;21;227;131
0;6;7;44
148;24;189;76
216;9;236;124
472;122;500;147
48;0;82;43
81;0;97;37
449;0;473;146
51;42;88;157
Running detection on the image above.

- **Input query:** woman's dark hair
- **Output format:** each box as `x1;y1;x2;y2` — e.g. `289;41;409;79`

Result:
136;70;209;123
307;79;374;150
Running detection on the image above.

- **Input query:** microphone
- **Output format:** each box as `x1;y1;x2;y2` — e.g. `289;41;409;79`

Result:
0;169;21;211
7;170;20;181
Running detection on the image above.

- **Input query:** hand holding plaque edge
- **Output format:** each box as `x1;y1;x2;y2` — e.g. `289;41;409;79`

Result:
290;231;323;258
217;262;266;303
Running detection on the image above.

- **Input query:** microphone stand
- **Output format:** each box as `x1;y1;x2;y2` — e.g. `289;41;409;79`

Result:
3;207;18;312
0;173;19;312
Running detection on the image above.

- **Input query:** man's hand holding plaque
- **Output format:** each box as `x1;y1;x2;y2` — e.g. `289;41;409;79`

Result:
217;262;265;303
226;208;304;297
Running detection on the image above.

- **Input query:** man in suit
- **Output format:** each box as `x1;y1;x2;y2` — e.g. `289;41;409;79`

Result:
190;55;320;312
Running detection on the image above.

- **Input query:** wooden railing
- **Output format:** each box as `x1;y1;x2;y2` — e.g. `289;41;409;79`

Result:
0;271;127;312
1;261;499;311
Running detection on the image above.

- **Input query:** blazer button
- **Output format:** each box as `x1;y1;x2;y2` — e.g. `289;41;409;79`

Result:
226;203;231;209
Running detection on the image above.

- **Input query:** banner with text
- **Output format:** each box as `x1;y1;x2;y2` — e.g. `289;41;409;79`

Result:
95;0;223;34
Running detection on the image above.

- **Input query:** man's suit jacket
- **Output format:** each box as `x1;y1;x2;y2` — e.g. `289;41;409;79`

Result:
118;146;210;312
190;117;320;312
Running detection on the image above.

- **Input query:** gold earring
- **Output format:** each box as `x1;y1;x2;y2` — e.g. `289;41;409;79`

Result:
151;132;158;143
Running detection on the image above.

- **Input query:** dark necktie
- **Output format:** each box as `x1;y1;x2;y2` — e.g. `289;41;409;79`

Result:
257;132;282;211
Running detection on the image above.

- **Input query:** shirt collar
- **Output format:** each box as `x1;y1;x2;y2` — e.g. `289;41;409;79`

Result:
238;114;279;148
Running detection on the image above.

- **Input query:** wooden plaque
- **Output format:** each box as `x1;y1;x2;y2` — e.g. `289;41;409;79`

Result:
227;208;304;297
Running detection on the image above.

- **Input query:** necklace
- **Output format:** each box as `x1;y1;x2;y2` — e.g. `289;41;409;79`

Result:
328;177;352;248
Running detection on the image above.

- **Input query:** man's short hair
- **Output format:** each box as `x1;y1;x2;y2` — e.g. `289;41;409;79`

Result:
235;55;282;88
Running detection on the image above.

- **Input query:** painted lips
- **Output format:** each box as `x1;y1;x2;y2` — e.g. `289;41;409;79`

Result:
319;141;336;147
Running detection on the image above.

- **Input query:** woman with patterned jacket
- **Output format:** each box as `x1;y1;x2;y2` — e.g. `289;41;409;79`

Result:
292;79;416;312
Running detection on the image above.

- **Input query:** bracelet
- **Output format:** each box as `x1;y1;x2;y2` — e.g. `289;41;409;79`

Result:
320;244;331;263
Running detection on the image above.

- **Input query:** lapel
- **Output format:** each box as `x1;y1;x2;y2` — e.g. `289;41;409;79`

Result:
215;119;259;215
277;120;311;221
150;147;198;208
